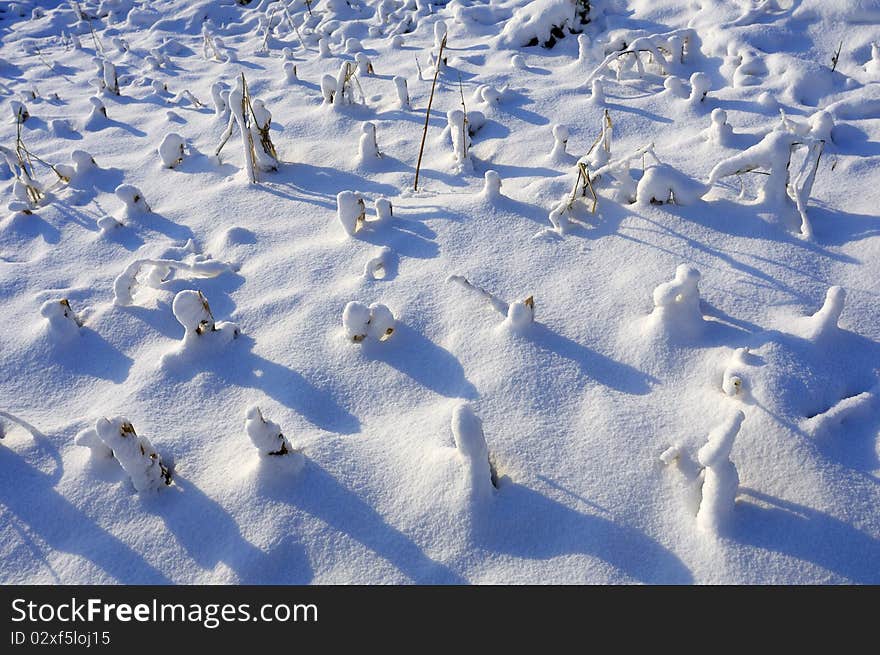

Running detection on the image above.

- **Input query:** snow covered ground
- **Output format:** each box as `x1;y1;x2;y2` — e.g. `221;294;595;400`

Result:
1;0;879;584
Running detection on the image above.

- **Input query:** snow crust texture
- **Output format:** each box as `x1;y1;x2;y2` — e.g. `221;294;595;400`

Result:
0;0;879;585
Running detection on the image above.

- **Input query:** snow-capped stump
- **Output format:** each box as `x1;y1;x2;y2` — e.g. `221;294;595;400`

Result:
337;190;366;236
393;76;410;109
355;52;373;76
115;184;151;219
367;303;396;340
705;108;733;146
84;96;107;129
722;347;752;398
102;60;120;95
635;163;708;206
71;149;98;177
54;149;96;183
451;403;496;501
40;298;82;334
807;110;834;143
359;122;381;163
733;50;767;88
321;74;337;104
794;286;846;342
333;61;358;107
696;410;745;535
342;301;396;342
245;405;294;457
550;124;569;161
318;37;331;58
345;37;363;54
375;198;393;224
688;71;710;105
343;301;371;342
663;76;687;98
158;133;186;169
97;215;123;236
447;109;472;172
511;54;526;70
10;99;28;123
466;110;486;136
211;81;228;118
172;289;239;345
590;78;605;105
283;61;297;83
502;296;535;332
476;84;506;106
363;246;393;280
482;171;503;202
95;417;173;493
647;264;704;337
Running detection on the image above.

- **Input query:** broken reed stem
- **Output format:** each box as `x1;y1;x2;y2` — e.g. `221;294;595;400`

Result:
831;40;843;72
414;34;447;191
241;72;258;184
261;6;278;52
282;5;308;52
457;72;469;158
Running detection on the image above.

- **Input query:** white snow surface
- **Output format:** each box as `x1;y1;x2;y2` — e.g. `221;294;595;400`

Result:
0;0;879;585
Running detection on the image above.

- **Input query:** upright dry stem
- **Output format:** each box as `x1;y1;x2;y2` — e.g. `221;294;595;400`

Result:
414;34;447;191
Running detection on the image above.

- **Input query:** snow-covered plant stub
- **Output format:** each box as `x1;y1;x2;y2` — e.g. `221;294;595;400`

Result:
342;301;396;343
696;411;745;534
550;124;569;161
447;109;472;172
94;417;172;493
172;289;239;345
635;163;707;206
337;191;366;236
647;264;704;337
482;170;502;202
115;184;151;219
245;406;293;457
102;60;119;95
451;403;496;500
84;96;107;129
158;133;186;168
363;246;393;280
394;76;410;109
706;108;733;146
359;122;381;162
11;100;29;123
722;347;751;398
40;298;82;334
795;286;846;342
